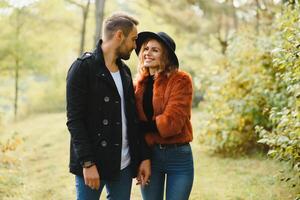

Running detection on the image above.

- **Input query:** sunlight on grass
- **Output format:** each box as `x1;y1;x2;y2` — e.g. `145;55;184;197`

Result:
0;112;298;200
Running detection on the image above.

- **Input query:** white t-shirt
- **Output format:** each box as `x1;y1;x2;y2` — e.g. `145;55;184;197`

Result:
110;70;131;170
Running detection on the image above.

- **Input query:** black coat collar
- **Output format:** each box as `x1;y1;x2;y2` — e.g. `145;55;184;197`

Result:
94;40;132;99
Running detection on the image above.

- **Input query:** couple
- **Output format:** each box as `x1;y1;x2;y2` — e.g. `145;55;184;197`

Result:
66;12;194;200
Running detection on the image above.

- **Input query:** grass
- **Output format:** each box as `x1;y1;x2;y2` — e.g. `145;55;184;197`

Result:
0;112;299;200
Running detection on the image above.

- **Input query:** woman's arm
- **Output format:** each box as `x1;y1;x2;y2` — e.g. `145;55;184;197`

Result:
155;73;193;138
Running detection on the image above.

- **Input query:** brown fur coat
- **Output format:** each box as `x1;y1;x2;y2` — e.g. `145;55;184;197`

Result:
135;70;193;146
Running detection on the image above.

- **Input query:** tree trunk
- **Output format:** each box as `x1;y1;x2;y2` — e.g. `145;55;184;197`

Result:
94;0;105;46
14;9;21;121
217;13;228;55
14;58;19;121
230;0;238;30
79;0;91;55
255;0;260;35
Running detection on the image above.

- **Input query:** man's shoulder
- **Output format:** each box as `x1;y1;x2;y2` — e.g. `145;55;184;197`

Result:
77;52;94;62
68;52;95;76
71;52;95;69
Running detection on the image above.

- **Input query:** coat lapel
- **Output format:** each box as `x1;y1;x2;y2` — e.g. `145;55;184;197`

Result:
96;64;120;98
94;41;122;98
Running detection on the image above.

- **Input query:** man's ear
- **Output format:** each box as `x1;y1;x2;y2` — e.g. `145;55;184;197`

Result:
114;30;124;42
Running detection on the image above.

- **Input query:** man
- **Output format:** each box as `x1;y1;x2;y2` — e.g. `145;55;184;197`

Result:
66;12;150;200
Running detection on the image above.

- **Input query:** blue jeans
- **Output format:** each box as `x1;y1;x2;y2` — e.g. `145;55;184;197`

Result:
75;165;132;200
141;144;194;200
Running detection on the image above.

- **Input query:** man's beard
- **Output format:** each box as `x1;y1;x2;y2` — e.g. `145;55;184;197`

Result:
117;41;131;60
119;51;131;60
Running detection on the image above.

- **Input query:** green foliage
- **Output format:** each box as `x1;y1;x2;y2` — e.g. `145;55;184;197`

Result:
0;0;84;119
256;4;300;173
199;28;273;155
198;4;300;191
25;75;66;114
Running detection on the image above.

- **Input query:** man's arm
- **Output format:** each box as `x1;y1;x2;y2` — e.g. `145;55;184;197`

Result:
66;59;95;165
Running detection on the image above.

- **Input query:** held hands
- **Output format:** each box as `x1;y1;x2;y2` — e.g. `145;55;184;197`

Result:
136;159;151;187
83;165;100;190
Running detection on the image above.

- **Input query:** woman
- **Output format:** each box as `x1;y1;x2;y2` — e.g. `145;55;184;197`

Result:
134;31;194;200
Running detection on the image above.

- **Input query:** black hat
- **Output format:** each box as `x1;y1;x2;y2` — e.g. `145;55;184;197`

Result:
135;31;179;67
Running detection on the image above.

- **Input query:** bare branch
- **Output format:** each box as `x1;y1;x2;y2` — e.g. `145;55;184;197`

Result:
65;0;84;9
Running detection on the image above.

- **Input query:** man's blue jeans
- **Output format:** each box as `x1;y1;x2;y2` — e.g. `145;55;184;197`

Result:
141;144;194;200
75;165;132;200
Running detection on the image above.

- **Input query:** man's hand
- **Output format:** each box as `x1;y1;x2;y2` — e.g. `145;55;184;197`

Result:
136;159;151;187
83;165;100;190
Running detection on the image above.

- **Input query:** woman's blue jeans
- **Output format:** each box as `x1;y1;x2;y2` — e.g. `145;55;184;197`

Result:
141;144;194;200
75;165;132;200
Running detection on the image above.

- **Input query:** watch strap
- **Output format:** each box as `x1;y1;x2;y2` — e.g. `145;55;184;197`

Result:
82;161;95;168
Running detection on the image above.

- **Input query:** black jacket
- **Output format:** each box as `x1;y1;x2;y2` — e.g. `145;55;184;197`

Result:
66;41;148;181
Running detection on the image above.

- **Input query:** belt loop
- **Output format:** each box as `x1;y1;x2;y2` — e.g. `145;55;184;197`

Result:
159;144;165;149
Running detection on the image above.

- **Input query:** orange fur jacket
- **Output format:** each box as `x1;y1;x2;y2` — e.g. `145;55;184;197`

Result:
135;70;193;146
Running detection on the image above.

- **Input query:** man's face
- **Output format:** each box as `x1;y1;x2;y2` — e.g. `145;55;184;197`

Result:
117;26;138;60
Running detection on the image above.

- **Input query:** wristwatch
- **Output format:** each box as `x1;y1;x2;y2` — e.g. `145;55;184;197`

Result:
82;161;95;168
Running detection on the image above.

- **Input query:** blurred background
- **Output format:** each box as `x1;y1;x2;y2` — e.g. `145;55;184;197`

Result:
0;0;299;199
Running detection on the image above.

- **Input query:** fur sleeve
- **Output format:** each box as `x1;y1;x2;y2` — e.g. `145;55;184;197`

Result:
155;73;193;138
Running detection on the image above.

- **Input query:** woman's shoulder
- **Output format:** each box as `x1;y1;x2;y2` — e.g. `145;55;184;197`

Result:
170;70;192;83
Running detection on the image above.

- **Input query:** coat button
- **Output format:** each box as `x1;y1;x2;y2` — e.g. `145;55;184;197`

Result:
116;122;120;125
104;96;110;102
103;119;108;125
115;100;119;104
101;73;105;77
101;140;107;147
97;133;101;137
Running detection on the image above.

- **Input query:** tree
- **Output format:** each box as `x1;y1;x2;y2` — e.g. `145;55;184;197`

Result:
0;0;78;119
0;0;39;120
94;0;105;45
65;0;91;55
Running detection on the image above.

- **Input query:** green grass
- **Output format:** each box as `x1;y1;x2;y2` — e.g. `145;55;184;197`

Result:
0;112;299;200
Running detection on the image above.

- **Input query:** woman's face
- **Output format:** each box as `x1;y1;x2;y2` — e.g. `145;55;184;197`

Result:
142;39;163;69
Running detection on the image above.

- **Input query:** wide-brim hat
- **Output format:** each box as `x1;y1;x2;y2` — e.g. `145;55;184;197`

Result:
135;31;179;67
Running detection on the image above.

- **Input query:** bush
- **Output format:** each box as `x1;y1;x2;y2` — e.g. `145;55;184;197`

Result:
199;5;300;161
199;29;273;155
256;4;300;173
